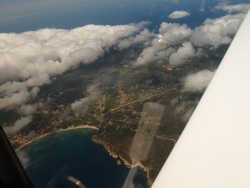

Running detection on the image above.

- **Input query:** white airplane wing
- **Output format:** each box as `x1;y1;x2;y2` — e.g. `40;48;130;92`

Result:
152;10;250;188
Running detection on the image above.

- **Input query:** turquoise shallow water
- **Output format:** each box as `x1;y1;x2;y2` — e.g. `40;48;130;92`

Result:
21;128;148;188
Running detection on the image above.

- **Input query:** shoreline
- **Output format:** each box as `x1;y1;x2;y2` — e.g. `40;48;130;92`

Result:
92;137;151;185
16;125;98;151
17;124;151;184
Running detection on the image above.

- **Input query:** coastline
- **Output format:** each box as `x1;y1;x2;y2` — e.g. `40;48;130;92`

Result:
16;125;98;151
17;124;151;184
92;137;151;185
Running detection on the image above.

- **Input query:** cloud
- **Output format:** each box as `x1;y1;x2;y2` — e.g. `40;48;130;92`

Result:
215;3;250;13
18;103;41;116
175;100;199;122
71;83;102;113
168;11;190;19
134;46;175;67
158;22;192;45
0;22;148;112
182;69;216;93
133;10;246;67
191;13;246;47
169;42;202;66
3;116;33;135
0;88;39;110
16;150;29;169
118;29;153;50
133;22;192;67
0;6;247;119
174;71;216;120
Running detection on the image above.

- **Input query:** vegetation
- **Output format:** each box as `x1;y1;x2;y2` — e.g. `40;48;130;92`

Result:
2;45;228;184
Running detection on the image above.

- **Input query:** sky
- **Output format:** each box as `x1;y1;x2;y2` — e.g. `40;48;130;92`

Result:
0;0;250;134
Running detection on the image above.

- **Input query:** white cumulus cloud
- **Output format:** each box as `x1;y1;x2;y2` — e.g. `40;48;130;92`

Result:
134;10;247;67
118;29;154;50
182;69;216;93
71;83;102;113
191;13;245;47
0;22;148;113
3;116;33;135
168;11;191;19
169;42;202;66
158;22;192;45
133;22;192;67
215;3;250;13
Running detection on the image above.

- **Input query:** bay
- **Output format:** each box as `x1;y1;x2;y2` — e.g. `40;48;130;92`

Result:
21;128;148;188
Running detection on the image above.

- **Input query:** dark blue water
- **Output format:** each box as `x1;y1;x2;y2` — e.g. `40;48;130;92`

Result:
1;0;244;33
21;129;148;188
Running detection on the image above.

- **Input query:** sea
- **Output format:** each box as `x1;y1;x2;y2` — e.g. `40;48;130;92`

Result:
0;0;238;33
21;128;149;188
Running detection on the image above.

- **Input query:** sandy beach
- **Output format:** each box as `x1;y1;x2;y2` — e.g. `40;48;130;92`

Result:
16;125;98;151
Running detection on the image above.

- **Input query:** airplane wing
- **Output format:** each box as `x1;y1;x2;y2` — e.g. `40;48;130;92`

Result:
152;10;250;188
